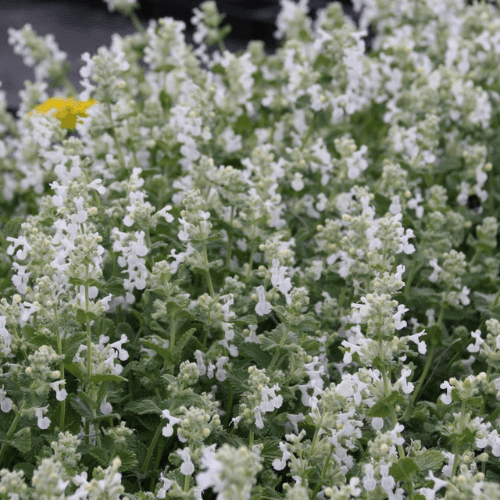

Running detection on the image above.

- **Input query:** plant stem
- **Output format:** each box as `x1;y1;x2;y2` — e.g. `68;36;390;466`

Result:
403;261;418;298
201;238;215;299
54;306;65;432
268;326;289;370
225;205;234;270
129;10;146;36
408;342;436;408
224;381;233;427
246;240;256;283
0;401;26;465
106;103;127;171
85;263;92;380
170;311;177;375
450;400;466;477
380;358;405;458
143;421;163;475
311;445;334;498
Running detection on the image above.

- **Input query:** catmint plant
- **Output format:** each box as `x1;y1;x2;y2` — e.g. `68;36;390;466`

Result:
2;0;500;498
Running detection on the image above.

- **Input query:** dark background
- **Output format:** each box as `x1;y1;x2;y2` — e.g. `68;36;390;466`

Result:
1;0;356;115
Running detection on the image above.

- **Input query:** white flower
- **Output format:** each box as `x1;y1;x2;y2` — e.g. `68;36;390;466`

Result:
393;304;409;330
100;397;113;415
110;333;129;361
398;368;414;394
161;409;180;437
440;381;453;405
272;441;290;471
177;446;195;476
260;384;283;412
467;329;483;353
195;444;222;491
35;406;50;430
407;330;427;355
362;463;377;491
371;417;384;430
50;380;67;401
255;285;272;316
0;385;13;413
428;258;442;283
157;472;173;499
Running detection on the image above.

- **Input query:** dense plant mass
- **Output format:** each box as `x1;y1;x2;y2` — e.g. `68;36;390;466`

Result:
2;0;500;497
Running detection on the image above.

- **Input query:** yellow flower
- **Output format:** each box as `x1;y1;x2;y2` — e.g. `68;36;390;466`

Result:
28;97;98;129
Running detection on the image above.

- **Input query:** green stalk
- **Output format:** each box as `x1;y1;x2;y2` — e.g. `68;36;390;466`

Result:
450;400;467;477
225;205;234;270
268;326;289;370
129;11;146;36
379;339;405;458
201;237;215;299
105;103;127;171
224;381;233;427
170;312;177;375
311;445;334;498
403;303;445;420
309;413;324;457
54;306;65;432
150;438;166;490
0;401;26;465
246;240;256;283
85;263;92;381
408;342;436;408
143;422;164;475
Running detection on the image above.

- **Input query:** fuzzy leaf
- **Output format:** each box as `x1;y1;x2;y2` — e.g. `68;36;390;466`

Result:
63;332;87;363
89;374;128;384
368;392;406;418
113;447;139;472
123;398;162;416
64;362;84;380
389;457;420;482
414;450;445;472
174;327;197;361
140;339;173;364
88;446;109;466
12;427;31;455
76;308;99;324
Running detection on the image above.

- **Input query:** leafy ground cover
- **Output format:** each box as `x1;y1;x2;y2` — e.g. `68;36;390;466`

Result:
1;0;500;498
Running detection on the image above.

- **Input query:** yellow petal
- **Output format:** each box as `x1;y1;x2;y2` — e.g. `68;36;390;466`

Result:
28;97;99;129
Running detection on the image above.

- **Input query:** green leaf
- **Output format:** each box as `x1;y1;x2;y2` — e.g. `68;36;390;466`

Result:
389;457;420;482
76;308;99;324
12;427;31;455
113;448;139;472
63;362;84;380
140;339;173;365
414;450;445;472
89;374;128;384
123;399;162;416
174;327;197;362
368;392;406;418
486;407;500;423
101;277;126;296
2;216;24;242
69;394;93;420
88;446;109;466
63;332;87;363
426;324;444;345
69;277;102;288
